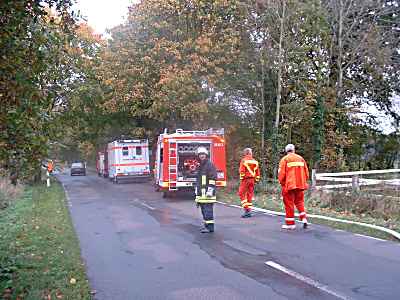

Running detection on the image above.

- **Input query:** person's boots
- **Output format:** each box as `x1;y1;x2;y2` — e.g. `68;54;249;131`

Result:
241;211;251;218
201;225;214;233
302;218;309;229
281;224;296;230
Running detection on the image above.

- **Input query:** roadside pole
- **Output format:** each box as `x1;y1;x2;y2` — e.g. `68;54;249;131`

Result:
47;171;51;187
311;169;317;190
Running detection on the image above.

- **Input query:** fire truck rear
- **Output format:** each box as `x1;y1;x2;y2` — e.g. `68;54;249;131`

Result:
107;139;150;183
154;129;226;196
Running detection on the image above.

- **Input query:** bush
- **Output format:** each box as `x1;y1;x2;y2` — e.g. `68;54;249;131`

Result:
0;177;23;209
308;189;400;220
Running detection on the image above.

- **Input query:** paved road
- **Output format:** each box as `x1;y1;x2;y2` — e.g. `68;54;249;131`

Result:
58;171;400;300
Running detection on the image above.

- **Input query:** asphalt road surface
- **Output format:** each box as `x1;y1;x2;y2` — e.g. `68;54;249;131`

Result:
57;171;400;300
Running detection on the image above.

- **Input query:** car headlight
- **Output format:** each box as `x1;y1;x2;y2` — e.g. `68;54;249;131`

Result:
217;171;224;179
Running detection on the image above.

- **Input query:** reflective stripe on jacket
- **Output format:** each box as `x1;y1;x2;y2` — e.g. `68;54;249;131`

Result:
195;159;217;203
278;153;309;191
239;155;260;181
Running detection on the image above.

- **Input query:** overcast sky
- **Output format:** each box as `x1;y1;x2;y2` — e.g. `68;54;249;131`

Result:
73;0;134;34
359;95;399;134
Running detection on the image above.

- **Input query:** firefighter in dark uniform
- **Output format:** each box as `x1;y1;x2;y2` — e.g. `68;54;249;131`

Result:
195;146;217;233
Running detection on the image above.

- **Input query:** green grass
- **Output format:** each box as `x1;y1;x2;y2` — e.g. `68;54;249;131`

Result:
0;181;91;299
219;186;400;242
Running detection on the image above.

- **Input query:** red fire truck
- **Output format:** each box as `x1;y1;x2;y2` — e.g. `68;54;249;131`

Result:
154;128;227;196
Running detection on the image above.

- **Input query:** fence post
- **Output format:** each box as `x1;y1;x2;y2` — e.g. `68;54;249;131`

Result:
352;175;359;192
311;169;317;190
46;171;51;187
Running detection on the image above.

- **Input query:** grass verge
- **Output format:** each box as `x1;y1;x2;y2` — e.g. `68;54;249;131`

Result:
0;181;91;299
219;187;399;242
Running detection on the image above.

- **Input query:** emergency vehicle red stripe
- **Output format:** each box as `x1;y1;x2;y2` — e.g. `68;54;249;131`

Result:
110;146;148;150
112;163;148;167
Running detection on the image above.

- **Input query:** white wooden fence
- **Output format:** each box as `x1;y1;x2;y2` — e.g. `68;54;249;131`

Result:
311;169;400;191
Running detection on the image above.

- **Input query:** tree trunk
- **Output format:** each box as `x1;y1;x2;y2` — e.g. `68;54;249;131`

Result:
33;159;42;184
260;51;266;179
274;1;285;131
273;0;286;179
287;124;292;144
336;0;345;170
312;95;325;169
337;0;344;106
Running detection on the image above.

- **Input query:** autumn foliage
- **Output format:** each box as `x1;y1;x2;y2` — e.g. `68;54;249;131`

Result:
1;0;399;182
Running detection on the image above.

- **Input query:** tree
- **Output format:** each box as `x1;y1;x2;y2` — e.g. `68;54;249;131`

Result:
322;0;400;169
0;1;78;183
22;0;398;179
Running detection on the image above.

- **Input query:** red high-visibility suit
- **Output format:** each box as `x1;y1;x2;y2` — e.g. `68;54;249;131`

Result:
278;153;309;225
47;161;54;174
238;155;260;212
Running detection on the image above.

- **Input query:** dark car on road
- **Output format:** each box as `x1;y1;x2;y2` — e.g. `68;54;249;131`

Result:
70;162;86;176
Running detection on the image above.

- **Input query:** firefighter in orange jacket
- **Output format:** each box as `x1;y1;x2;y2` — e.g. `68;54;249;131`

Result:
278;144;309;229
47;160;54;174
238;148;260;218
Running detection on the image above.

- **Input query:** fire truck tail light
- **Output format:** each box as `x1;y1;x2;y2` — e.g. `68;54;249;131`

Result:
217;172;224;179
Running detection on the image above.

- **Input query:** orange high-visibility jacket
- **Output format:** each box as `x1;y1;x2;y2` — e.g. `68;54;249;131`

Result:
239;155;260;181
47;161;54;172
278;153;309;191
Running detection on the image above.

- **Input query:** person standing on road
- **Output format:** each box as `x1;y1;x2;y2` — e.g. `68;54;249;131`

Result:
278;144;309;230
238;148;260;218
195;147;217;233
47;160;54;175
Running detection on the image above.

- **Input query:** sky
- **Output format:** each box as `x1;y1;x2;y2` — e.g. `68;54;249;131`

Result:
368;95;400;134
73;0;134;34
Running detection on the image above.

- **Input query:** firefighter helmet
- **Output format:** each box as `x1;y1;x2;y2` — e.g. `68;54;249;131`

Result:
196;147;209;156
243;148;252;155
285;144;295;153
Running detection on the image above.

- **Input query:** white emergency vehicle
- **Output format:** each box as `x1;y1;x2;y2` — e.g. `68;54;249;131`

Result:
107;139;150;183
